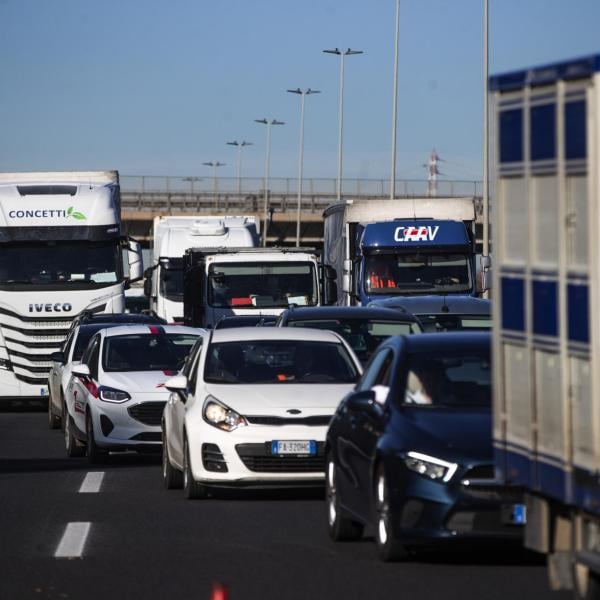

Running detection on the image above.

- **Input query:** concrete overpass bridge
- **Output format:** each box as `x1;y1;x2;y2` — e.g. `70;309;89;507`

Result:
120;175;483;247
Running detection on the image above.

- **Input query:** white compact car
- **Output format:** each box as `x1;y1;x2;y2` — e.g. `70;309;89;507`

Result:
64;324;203;462
162;327;363;498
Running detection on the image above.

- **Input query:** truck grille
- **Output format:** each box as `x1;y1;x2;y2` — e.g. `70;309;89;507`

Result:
0;308;72;385
236;442;325;473
127;402;166;426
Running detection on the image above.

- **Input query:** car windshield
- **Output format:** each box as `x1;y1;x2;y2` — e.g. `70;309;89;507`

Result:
287;318;419;365
402;351;491;407
208;262;318;309
417;314;492;332
73;325;116;361
0;241;121;286
102;333;197;372
204;340;359;384
365;253;472;295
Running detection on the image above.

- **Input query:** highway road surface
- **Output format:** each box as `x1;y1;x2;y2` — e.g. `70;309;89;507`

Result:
0;407;570;600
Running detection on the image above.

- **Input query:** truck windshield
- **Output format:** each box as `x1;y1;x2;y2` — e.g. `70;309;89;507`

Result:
365;253;472;295
0;241;121;287
208;262;318;308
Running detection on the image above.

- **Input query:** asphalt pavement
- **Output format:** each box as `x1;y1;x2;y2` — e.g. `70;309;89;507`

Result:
0;407;570;600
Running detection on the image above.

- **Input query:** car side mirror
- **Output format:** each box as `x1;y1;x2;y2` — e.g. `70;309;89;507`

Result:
50;351;65;364
345;390;381;417
165;375;188;394
72;364;91;378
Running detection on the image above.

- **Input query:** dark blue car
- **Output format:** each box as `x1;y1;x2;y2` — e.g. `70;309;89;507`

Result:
325;332;523;561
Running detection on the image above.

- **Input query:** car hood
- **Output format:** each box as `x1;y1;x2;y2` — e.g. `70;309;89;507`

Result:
396;407;492;463
204;383;354;416
102;371;177;394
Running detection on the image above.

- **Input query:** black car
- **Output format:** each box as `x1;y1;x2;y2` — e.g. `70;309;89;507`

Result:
369;295;491;332
213;315;278;329
325;332;523;561
277;306;422;364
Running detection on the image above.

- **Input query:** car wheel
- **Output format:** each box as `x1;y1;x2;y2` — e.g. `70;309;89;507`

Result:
48;389;61;430
64;414;85;458
162;432;183;490
325;454;363;541
183;438;208;500
374;464;408;561
573;554;600;600
86;412;108;465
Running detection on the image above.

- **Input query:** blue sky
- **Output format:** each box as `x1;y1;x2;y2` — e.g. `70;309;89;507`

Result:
1;0;599;182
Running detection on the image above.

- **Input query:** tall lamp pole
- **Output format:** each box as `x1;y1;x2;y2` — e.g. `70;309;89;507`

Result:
482;0;490;293
255;118;285;246
390;0;400;199
287;88;320;247
202;161;226;207
226;140;253;197
323;48;363;202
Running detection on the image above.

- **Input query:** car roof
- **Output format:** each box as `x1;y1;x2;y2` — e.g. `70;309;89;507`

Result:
210;327;346;344
77;312;166;324
387;331;491;353
214;315;278;329
281;306;417;321
371;295;491;315
100;324;205;338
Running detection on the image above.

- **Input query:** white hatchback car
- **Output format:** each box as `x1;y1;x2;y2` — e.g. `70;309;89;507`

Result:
162;327;363;498
64;324;203;462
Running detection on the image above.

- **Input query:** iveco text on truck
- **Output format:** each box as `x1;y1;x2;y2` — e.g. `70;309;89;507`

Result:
492;55;600;597
322;198;482;306
0;171;142;403
145;216;258;322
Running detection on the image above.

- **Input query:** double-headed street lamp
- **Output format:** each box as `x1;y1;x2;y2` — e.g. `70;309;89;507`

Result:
287;88;320;247
255;118;285;246
390;0;400;199
226;140;253;197
323;47;363;202
202;161;226;207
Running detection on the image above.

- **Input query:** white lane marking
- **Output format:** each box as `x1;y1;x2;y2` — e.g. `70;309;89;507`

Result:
54;522;91;558
78;471;104;494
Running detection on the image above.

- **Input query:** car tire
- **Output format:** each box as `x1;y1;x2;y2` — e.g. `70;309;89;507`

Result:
64;415;85;458
48;389;61;430
162;433;183;490
86;412;108;465
374;464;408;562
326;454;364;541
183;438;208;500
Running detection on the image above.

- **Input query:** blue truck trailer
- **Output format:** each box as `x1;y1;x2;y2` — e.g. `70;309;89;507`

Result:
492;54;600;597
322;198;482;306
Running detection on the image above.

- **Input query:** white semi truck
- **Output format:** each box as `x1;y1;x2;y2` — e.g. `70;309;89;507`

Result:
145;216;259;322
0;171;142;403
492;55;600;596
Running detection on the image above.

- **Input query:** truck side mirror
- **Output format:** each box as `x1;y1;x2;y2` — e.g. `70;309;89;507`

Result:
127;238;143;283
477;255;492;294
323;265;338;305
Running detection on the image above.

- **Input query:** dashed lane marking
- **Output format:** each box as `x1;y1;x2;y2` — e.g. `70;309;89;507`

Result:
78;471;104;494
54;522;91;558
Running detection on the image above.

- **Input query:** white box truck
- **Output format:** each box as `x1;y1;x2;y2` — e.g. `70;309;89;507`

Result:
145;216;259;322
0;171;142;403
492;55;600;596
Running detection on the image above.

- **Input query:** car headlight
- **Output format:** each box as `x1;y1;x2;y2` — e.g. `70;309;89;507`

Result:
98;386;131;403
404;451;458;483
203;396;247;432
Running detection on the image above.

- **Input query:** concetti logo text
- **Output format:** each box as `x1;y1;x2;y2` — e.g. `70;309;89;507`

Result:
8;207;86;220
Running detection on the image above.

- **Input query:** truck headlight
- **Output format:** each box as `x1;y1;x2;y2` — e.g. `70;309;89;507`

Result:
99;386;131;403
0;358;13;371
203;396;247;432
404;451;458;482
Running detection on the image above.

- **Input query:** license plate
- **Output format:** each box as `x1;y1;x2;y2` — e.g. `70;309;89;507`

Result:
502;503;527;525
271;440;316;455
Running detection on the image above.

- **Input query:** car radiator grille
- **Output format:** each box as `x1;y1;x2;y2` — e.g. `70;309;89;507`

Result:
236;442;325;473
0;308;73;385
245;415;331;427
127;402;166;426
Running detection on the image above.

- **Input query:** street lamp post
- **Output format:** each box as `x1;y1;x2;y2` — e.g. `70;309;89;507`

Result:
390;0;400;199
226;140;253;198
287;88;320;247
255;118;285;246
202;161;226;208
323;47;363;202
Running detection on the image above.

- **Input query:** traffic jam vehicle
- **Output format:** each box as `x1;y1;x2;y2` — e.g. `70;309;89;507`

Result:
162;328;362;498
64;324;202;462
47;313;166;429
325;332;524;561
